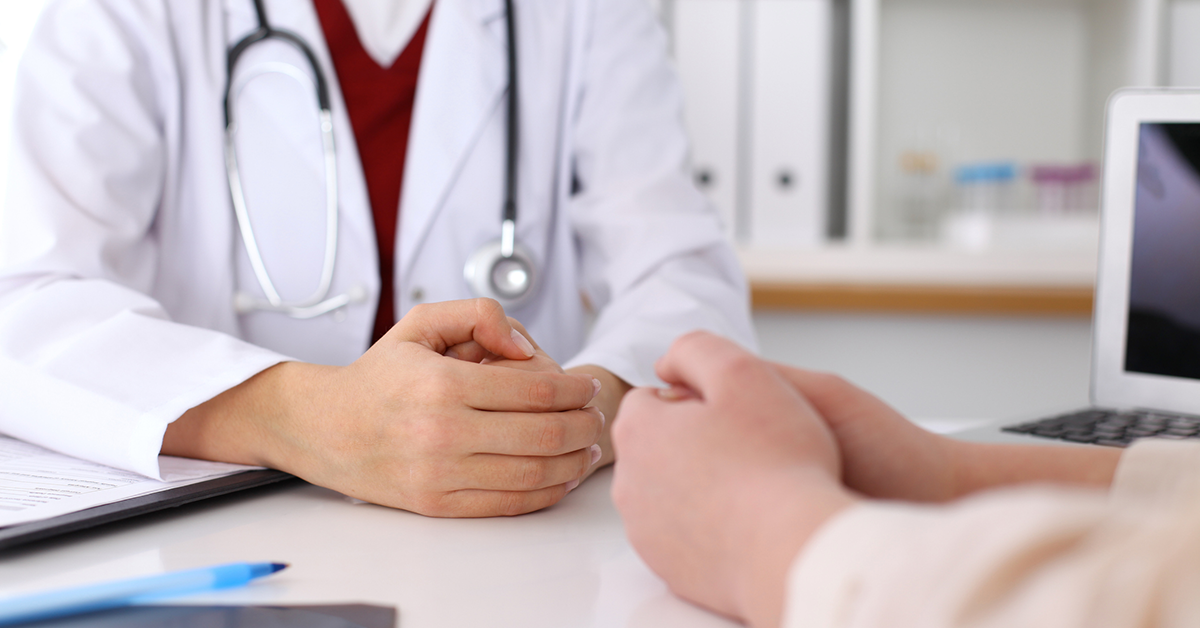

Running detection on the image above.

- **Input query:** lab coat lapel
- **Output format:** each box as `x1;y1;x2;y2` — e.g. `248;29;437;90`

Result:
398;0;508;277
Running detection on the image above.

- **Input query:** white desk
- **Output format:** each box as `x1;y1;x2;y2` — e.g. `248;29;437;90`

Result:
0;468;738;628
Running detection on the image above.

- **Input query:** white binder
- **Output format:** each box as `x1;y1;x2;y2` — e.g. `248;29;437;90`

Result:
747;0;832;248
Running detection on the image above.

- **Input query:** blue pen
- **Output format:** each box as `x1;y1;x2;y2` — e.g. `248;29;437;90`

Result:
0;561;287;626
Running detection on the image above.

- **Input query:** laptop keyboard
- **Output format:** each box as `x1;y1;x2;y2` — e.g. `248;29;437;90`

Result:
1003;409;1200;447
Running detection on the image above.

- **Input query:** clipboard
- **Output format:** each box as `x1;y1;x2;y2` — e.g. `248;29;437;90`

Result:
20;603;396;627
0;469;294;551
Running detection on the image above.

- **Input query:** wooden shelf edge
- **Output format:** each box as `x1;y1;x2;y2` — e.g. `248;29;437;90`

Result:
751;282;1095;316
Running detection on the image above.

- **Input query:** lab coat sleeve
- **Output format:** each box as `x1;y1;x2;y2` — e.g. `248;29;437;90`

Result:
0;0;287;479
783;439;1200;628
562;0;757;386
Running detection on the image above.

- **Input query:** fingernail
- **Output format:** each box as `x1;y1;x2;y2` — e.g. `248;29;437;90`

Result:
589;444;602;466
565;479;581;492
592;378;602;399
445;347;460;360
511;328;535;357
584;406;605;428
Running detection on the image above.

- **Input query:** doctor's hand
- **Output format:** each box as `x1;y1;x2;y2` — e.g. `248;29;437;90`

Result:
612;332;856;628
164;299;604;518
443;319;627;483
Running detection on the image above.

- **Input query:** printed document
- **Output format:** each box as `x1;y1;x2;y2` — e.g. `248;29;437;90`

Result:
0;435;258;528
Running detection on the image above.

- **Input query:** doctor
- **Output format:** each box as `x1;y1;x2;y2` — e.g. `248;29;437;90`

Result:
0;0;755;517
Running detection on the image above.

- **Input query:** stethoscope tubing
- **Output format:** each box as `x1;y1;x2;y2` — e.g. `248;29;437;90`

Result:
225;108;340;313
224;0;333;128
225;0;533;318
224;0;352;317
502;0;519;229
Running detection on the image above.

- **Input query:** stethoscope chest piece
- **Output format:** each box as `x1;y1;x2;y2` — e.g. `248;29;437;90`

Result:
463;236;538;309
463;0;536;311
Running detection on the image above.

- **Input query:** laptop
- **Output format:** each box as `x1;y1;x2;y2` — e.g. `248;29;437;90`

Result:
956;89;1200;447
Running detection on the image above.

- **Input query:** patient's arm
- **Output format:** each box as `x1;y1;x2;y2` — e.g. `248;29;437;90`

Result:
948;439;1121;497
772;365;1123;502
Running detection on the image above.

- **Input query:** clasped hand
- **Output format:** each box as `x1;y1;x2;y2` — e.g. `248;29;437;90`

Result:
611;331;961;627
168;299;605;518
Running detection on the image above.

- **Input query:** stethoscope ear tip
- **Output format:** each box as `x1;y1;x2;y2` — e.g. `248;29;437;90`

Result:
233;292;258;314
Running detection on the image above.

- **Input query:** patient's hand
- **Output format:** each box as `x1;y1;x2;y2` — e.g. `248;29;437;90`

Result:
612;332;856;628
769;365;960;501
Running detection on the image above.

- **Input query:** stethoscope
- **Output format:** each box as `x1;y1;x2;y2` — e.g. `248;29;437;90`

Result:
224;0;536;320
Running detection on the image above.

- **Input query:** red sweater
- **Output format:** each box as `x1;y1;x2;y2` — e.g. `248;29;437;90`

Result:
313;0;433;344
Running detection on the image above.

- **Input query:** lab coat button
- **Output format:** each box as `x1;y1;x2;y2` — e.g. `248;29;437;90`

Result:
411;288;425;302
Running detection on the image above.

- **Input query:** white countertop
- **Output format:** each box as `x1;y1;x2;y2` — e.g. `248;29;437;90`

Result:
0;468;738;628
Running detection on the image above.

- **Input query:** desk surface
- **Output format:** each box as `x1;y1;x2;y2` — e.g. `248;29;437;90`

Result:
0;468;737;628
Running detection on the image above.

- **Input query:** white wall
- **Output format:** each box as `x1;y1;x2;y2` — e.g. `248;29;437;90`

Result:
874;0;1096;240
1169;0;1200;87
754;312;1093;424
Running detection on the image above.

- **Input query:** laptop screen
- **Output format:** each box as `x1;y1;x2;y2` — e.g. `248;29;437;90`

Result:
1126;123;1200;380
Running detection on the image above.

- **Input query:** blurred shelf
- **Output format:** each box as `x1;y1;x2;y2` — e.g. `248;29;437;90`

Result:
741;246;1096;315
750;282;1094;315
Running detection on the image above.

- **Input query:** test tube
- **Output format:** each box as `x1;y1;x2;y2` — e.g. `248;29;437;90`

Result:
1029;163;1097;214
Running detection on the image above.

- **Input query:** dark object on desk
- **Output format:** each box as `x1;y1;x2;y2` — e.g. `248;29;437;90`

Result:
15;604;396;628
1004;408;1200;447
0;470;293;552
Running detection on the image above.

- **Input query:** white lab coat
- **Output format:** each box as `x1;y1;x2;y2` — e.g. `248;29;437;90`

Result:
0;0;755;479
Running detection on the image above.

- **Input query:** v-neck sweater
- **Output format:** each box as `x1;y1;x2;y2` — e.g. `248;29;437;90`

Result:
313;0;433;344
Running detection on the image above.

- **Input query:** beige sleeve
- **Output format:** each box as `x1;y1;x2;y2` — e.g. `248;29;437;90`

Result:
784;440;1200;628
